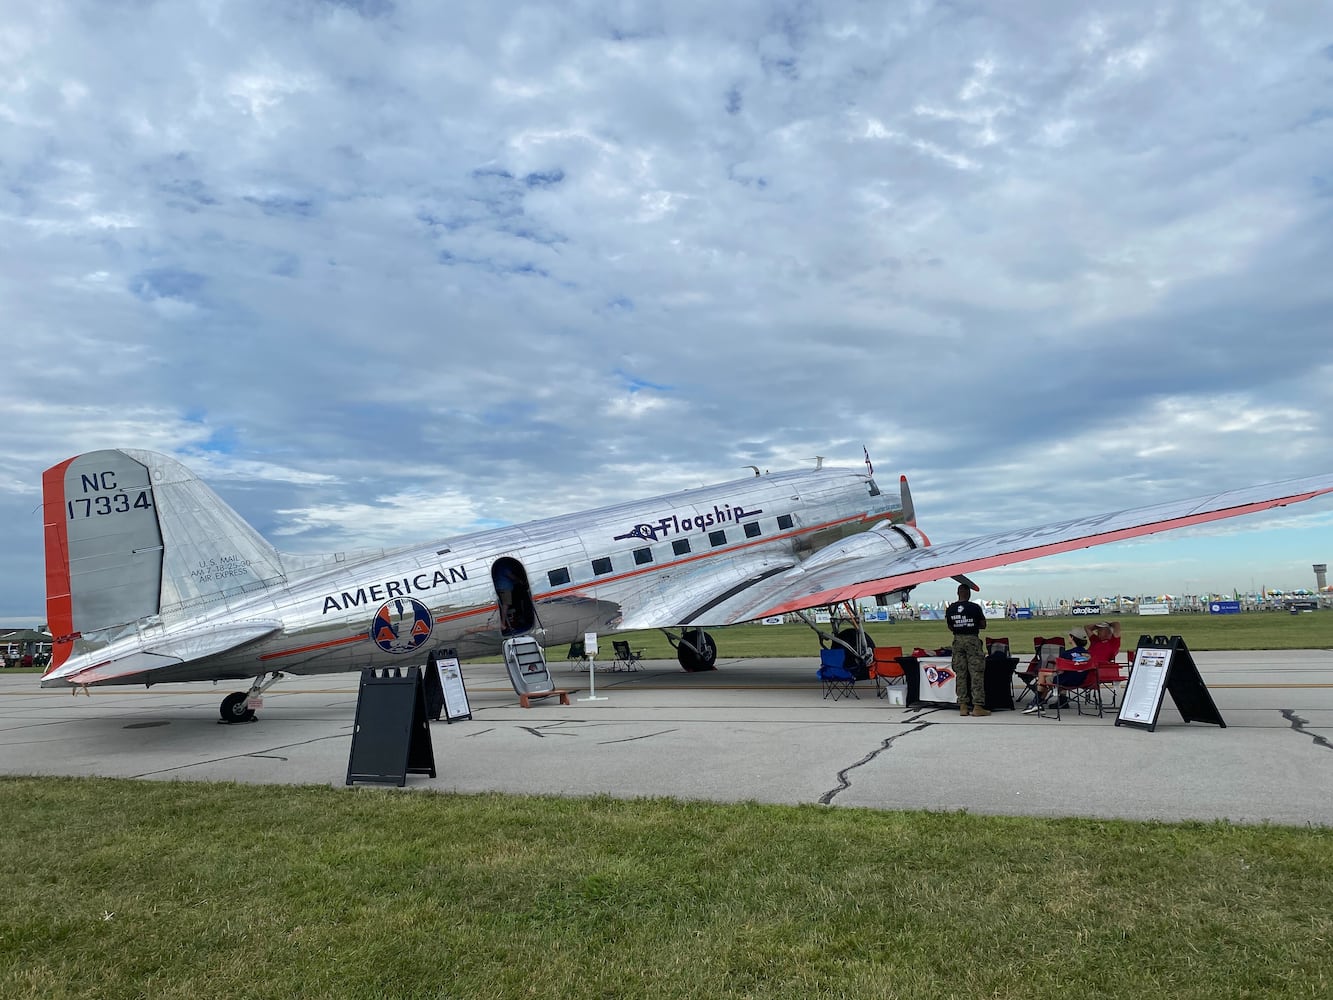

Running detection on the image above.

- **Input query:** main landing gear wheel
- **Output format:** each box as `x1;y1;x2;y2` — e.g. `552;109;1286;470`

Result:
220;691;256;724
677;628;718;672
836;628;875;680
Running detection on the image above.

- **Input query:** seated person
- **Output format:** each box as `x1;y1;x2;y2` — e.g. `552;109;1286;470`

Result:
1087;620;1122;664
1022;626;1091;714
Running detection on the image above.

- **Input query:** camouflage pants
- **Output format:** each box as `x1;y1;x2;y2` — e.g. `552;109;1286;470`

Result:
951;634;986;708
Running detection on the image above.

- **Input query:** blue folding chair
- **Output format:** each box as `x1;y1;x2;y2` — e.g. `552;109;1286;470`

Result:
817;648;858;701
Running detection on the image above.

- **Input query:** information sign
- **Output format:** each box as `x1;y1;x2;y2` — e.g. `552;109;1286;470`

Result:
1117;647;1171;727
1116;636;1225;733
429;650;472;723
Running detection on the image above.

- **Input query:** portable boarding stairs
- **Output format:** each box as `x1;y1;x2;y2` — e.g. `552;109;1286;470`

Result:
502;636;570;708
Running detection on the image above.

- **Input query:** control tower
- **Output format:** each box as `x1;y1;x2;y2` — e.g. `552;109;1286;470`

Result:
1316;564;1328;592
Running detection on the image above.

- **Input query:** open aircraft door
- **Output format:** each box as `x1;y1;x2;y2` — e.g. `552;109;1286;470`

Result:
491;556;538;636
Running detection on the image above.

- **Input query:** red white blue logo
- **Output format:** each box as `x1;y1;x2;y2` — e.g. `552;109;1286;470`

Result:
924;664;955;689
371;598;434;655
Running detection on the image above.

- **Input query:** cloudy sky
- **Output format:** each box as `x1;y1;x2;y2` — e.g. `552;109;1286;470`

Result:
3;0;1332;626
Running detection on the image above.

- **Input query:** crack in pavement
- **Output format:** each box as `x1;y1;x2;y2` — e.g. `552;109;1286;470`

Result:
1280;709;1333;753
598;728;679;745
819;721;934;805
129;731;352;778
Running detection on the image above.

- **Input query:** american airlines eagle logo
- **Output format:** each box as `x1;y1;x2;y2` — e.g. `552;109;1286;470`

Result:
371;598;434;655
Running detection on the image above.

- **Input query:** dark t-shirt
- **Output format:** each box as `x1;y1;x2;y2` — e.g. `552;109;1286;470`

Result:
946;600;987;636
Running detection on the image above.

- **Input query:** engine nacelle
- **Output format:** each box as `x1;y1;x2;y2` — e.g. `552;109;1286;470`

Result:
797;521;930;572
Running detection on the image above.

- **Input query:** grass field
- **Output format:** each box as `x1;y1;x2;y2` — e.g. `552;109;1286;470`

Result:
3;778;1332;1000
4;614;1331;997
5;611;1328;676
605;610;1333;662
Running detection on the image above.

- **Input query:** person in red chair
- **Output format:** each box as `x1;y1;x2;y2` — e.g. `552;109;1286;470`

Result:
1022;626;1091;714
1087;620;1122;663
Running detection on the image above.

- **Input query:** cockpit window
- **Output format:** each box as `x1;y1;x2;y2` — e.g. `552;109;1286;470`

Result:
867;478;881;497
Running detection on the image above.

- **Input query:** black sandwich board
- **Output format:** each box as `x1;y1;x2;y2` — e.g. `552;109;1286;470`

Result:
428;648;473;723
421;653;445;721
1115;635;1226;733
345;666;437;786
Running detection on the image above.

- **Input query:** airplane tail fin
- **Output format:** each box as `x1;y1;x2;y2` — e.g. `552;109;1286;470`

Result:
42;449;288;674
900;475;916;526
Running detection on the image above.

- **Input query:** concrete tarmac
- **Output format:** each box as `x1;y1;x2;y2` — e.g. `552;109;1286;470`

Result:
1;650;1331;826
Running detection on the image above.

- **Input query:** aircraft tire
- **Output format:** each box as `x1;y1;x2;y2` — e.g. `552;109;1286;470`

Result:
677;629;718;672
836;628;875;680
220;691;256;724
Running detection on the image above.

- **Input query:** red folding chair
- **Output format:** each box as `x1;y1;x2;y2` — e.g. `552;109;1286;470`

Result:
869;646;905;698
1015;636;1063;706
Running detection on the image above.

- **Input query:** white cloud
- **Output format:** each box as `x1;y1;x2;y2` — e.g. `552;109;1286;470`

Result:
0;0;1331;619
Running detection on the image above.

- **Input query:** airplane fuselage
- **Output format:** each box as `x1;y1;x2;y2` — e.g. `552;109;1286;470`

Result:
44;466;899;687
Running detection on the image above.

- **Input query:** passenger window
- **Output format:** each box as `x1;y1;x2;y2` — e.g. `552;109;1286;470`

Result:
672;539;691;555
709;529;727;547
777;514;794;530
633;547;653;566
744;521;762;538
592;557;613;576
547;567;570;587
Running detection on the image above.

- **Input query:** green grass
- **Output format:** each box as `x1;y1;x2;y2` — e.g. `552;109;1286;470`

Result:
607;611;1333;662
2;778;1331;999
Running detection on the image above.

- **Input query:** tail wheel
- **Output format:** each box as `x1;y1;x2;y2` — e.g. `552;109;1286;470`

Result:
677;629;718;672
836;628;875;680
220;691;256;724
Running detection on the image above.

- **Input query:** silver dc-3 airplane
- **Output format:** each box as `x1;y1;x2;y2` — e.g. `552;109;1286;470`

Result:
40;448;1333;722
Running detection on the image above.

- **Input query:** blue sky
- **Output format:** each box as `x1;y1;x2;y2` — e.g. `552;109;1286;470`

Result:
2;0;1332;625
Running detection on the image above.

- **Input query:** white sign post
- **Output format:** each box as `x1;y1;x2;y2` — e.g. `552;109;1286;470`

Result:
579;631;607;702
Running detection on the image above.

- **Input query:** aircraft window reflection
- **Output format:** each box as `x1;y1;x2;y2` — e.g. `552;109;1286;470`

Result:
592;557;613;576
708;529;727;547
548;567;570;586
672;539;691;555
777;514;794;530
633;547;653;565
743;521;762;538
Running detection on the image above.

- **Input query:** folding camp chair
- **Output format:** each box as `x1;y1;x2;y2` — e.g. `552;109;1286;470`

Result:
869;646;905;699
565;640;589;669
817;648;858;701
1095;656;1130;708
1015;636;1063;706
1049;663;1102;718
612;639;644;671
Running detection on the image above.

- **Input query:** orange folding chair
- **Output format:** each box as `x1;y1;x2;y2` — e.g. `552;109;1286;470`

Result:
869;646;905;699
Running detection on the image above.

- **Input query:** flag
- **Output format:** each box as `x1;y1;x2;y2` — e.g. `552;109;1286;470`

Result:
863;446;874;476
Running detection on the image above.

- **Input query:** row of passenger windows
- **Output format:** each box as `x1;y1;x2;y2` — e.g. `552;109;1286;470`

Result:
545;514;795;588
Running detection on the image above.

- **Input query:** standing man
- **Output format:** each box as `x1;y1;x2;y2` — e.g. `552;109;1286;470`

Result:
947;583;988;716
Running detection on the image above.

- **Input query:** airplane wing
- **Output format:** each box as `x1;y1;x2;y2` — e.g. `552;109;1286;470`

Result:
616;551;797;630
683;473;1333;625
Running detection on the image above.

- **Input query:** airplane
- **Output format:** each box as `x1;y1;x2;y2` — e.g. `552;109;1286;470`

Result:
39;447;1333;722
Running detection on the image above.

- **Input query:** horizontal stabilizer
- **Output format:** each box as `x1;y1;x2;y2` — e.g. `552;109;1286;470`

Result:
44;620;282;687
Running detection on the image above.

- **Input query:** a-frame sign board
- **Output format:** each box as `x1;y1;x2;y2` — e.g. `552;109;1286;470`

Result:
428;647;473;724
346;666;437;786
1115;635;1226;733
